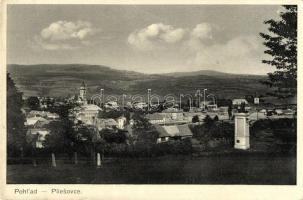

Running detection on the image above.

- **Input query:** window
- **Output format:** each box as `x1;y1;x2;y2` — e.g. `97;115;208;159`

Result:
237;140;240;143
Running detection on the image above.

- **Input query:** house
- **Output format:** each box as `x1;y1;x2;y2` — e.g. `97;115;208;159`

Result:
206;104;218;111
27;110;47;118
46;112;59;120
133;102;148;110
105;101;119;110
232;99;249;106
248;111;267;120
27;110;59;120
129;119;135;126
25;116;50;126
183;112;203;123
200;101;212;109
25;116;51;149
74;104;102;124
254;97;260;104
162;107;181;113
146;113;166;124
117;116;127;129
154;124;193;143
27;128;50;148
219;106;229;113
95;118;118;131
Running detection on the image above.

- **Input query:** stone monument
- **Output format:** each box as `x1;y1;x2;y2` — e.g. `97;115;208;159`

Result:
234;113;250;150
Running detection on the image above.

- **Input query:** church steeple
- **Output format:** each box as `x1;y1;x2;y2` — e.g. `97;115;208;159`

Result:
81;81;86;88
79;81;87;105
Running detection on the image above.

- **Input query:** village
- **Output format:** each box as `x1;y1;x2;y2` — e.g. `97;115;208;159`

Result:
23;81;296;161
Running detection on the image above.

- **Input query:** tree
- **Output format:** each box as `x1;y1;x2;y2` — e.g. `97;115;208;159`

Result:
101;129;127;143
238;102;246;113
45;97;54;109
228;104;233;120
217;98;232;107
73;123;103;164
7;73;27;157
132;113;153;131
26;96;40;110
131;113;158;156
192;115;199;123
203;115;214;129
260;5;297;98
43;121;66;153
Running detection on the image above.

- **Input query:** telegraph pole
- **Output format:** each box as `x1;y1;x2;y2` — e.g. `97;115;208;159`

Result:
203;89;208;110
147;89;151;111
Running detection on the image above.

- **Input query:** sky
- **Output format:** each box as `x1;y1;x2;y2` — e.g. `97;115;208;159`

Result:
7;4;282;74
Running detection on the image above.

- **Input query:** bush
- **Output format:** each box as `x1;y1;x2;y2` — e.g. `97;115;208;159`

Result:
154;138;192;155
102;130;127;143
190;120;234;150
192;115;199;123
251;118;296;141
271;119;296;143
104;143;129;156
102;138;193;157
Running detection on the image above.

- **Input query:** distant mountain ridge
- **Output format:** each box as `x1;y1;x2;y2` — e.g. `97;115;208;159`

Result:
162;70;266;78
7;64;271;99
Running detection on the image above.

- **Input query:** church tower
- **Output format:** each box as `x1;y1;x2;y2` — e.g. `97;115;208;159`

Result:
79;81;87;105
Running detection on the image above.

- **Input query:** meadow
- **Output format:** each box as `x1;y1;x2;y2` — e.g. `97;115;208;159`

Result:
7;153;296;184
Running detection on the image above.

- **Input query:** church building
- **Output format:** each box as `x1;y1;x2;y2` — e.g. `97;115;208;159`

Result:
78;81;88;105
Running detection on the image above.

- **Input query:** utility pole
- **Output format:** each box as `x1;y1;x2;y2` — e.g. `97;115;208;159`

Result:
179;94;183;111
203;89;208;111
100;89;104;108
195;90;201;109
147;89;151;111
122;94;127;110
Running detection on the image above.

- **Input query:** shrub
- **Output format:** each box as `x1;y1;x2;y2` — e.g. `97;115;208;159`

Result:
271;119;296;143
154;138;192;155
192;115;199;123
190;120;234;148
102;130;127;143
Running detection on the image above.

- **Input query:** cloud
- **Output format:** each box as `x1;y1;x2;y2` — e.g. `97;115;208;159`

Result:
191;23;213;40
32;36;80;50
188;35;267;74
127;23;186;51
33;20;99;50
127;22;268;74
128;23;216;51
184;23;217;51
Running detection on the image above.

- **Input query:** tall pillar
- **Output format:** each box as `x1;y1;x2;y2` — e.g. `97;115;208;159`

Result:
96;153;102;168
74;152;78;165
51;153;57;167
234;113;250;150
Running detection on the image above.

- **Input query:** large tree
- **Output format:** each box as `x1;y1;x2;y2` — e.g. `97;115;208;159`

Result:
26;96;40;110
7;73;27;156
260;5;297;98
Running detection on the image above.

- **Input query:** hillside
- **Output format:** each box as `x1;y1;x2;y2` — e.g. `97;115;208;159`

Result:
7;64;272;99
163;70;265;79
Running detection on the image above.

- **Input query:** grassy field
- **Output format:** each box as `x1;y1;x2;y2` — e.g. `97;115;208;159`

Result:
7;154;296;184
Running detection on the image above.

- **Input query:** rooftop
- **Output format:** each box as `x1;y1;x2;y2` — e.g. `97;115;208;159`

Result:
154;124;193;138
80;104;102;111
